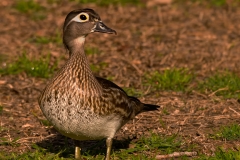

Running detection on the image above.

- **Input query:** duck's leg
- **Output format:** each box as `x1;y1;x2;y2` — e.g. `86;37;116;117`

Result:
105;138;113;160
74;140;81;159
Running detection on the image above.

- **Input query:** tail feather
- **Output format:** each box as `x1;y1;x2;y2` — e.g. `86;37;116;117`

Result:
128;96;160;114
142;103;160;112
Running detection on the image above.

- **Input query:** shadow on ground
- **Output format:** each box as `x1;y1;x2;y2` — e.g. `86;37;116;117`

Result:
36;130;133;158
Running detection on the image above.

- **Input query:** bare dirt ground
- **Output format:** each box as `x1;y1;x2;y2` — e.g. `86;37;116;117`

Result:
0;0;240;158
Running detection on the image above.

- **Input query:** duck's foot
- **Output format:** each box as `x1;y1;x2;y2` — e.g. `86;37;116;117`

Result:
74;140;81;159
105;138;113;160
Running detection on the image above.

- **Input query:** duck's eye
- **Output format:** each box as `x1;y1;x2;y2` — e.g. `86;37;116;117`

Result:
80;15;87;20
78;13;89;22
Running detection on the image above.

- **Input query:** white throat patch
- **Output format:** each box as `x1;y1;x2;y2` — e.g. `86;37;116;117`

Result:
73;36;86;45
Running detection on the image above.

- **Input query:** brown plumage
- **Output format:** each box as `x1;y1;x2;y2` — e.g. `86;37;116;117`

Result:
39;8;159;160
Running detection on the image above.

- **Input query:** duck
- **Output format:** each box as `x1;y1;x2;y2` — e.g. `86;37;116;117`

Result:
39;8;160;160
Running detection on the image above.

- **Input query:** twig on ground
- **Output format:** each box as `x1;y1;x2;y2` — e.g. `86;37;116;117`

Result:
208;87;229;97
229;107;240;116
16;137;40;143
155;151;197;159
192;90;208;99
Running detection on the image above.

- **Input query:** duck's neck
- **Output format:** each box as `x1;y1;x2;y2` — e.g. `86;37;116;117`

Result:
65;37;102;95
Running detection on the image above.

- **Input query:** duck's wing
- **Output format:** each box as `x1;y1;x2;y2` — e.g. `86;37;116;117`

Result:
95;76;127;94
95;77;159;118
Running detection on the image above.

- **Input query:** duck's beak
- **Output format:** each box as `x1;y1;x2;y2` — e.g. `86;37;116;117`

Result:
92;21;117;35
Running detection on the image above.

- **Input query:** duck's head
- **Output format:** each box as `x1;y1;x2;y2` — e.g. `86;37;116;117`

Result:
63;8;116;50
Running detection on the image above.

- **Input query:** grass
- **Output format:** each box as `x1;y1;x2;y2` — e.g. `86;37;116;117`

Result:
40;119;52;127
0;105;3;114
0;52;58;78
123;87;144;97
75;0;143;6
133;133;181;153
47;0;63;4
162;107;170;115
145;68;193;92
0;137;20;147
32;36;51;44
0;133;183;159
82;133;182;159
11;147;240;160
0;126;6;133
198;72;240;99
210;123;240;141
208;0;227;6
196;148;240;160
90;62;108;73
188;0;226;6
15;0;44;13
14;0;46;20
144;69;240;98
0;144;70;160
85;47;100;55
30;31;62;45
175;0;240;7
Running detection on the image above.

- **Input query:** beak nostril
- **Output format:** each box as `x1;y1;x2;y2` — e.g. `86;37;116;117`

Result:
100;25;105;30
93;21;116;34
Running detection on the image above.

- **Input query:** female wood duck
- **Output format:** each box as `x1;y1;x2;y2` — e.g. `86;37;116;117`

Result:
39;8;159;160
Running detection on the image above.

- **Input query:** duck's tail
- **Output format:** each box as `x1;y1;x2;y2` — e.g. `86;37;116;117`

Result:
142;103;160;112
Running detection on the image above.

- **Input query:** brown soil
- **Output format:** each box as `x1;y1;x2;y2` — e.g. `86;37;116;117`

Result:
0;0;240;158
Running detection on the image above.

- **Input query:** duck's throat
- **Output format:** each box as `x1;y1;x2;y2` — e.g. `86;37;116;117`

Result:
65;38;102;95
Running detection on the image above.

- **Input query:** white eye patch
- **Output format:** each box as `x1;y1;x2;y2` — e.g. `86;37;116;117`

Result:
65;12;90;30
72;12;89;23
